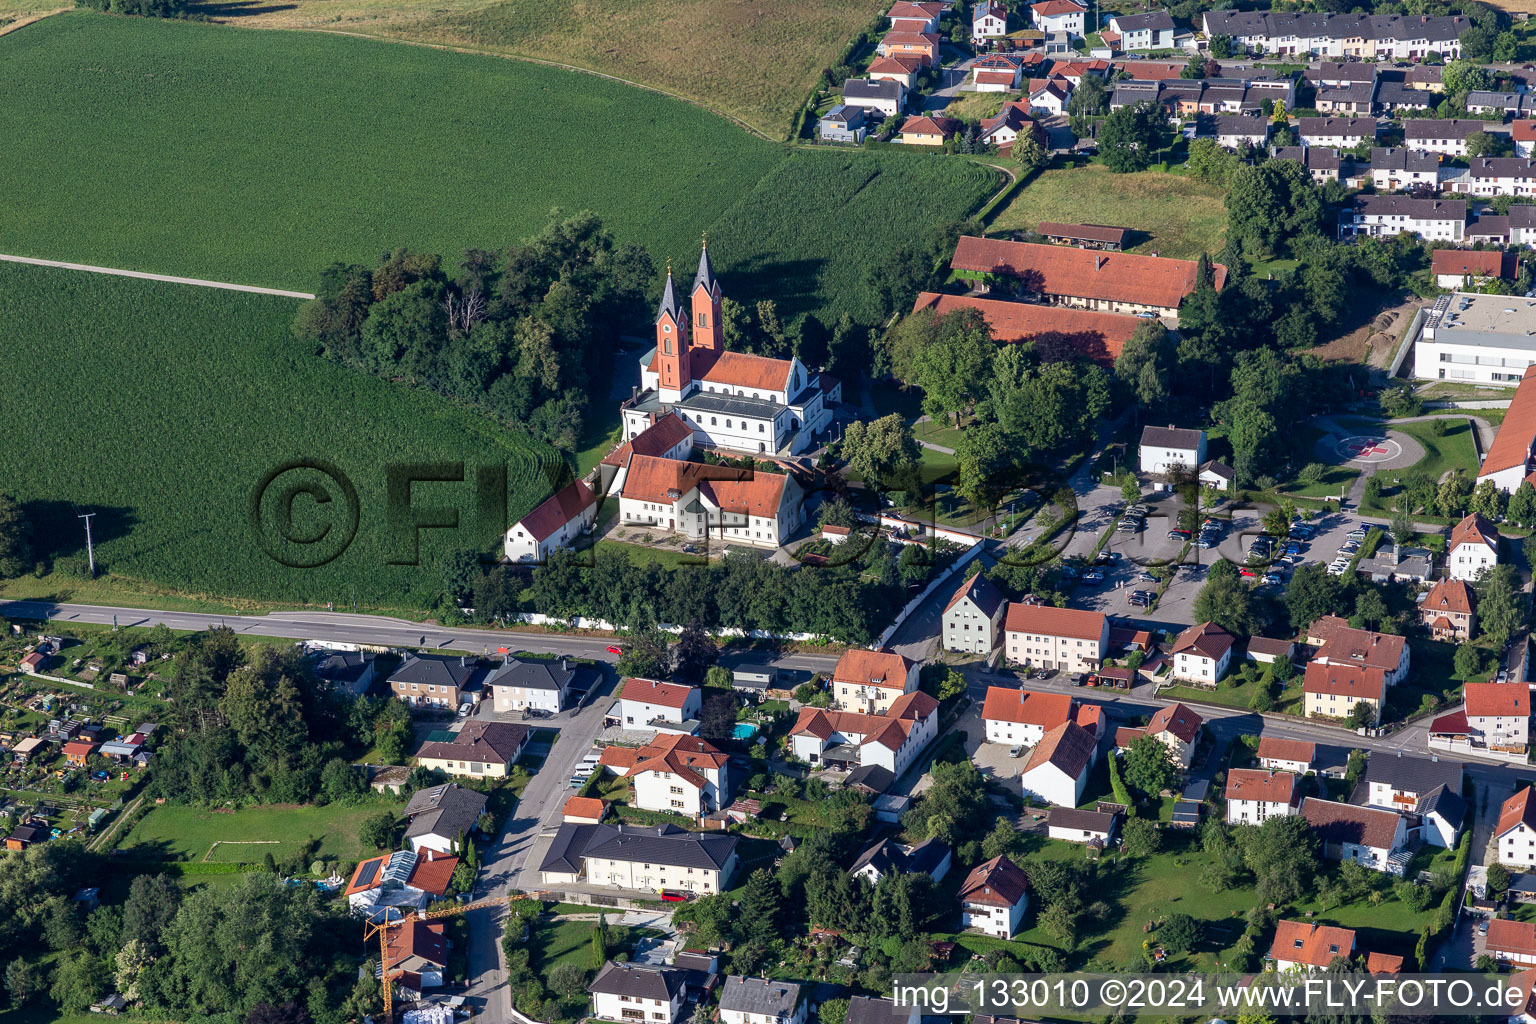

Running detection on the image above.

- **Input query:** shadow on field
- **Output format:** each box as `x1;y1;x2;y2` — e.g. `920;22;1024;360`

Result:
716;256;824;321
189;0;297;15
23;500;136;572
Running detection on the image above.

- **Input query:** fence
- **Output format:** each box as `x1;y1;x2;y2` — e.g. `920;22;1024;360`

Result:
873;541;984;649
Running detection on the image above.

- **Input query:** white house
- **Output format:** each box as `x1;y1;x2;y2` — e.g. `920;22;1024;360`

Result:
1497;787;1536;870
1143;702;1202;768
1106;10;1174;49
1214;115;1270;151
402;783;487;855
1300;798;1410;875
1199;459;1235;491
1448;511;1499;581
942;571;1006;654
1363;753;1462;815
982;686;1101;747
616;678;702;730
1170;621;1234;686
540;822;740;893
788;691;939;776
1269;920;1357;973
590;963;687;1024
1296;117;1378;149
616;454;804;551
1345;195;1466;243
1018;721;1098;806
1027;78;1072;117
505;479;598;563
1488;920;1536;969
1256;736;1315;774
720;977;805;1024
1402;118;1484;157
1200;10;1467;60
629;735;733;817
958;855;1031;938
1047;804;1122;845
1463;681;1530;756
1224;768;1300;825
599;412;694;495
487;657;575;715
1003;601;1109;673
850;836;952;884
1370;147;1441;191
1030;0;1086;37
842;77;907;118
1309;615;1411;686
972;0;1008;45
1446;158;1536;198
831;648;919;714
1138;425;1207;479
343;848;460;917
887;1;942;33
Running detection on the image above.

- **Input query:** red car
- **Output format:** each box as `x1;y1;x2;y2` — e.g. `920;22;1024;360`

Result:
659;890;690;902
606;644;625;655
1239;567;1258;578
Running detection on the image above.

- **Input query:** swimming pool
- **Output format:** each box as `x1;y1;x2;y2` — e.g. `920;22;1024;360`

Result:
732;722;759;740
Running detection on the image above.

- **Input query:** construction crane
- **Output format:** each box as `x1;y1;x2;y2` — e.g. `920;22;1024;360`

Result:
363;890;540;1023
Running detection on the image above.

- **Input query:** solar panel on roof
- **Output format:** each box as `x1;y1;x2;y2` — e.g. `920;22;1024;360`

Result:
355;860;381;887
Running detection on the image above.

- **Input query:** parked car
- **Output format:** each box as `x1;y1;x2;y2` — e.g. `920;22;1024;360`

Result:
1284;543;1302;556
1239;567;1258;578
1347;528;1367;541
1339;541;1359;554
1082;570;1105;584
1168;529;1191;540
659;891;694;903
1128;594;1151;607
1009;745;1025;758
1262;573;1284;585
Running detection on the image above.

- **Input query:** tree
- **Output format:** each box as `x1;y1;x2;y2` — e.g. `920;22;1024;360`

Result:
1108;750;1134;808
1180;54;1207;79
1122;817;1162;856
359;811;397;851
699;694;738;744
1236;813;1318;905
1209;34;1233;58
320;757;365;804
981;818;1023;861
672;622;718;684
1122;735;1178;799
1271;653;1294;684
123;873;182;953
1193;573;1258;638
1284;563;1341;632
1454;643;1482;679
246;1004;312;1024
5;959;38;1006
1442;58;1494;97
1346;700;1375;729
1470;478;1506;521
1458;25;1495;62
1014;132;1049;172
616;628;671;679
50;950;109;1013
1121;476;1141;504
1066;74;1108;133
1488;861;1512;895
1226;160;1324;258
0;494;33;578
1391;509;1415;552
1159;912;1201;954
820;998;850;1024
548;963;589;1000
1510;480;1536;529
1098;101;1170;173
1479;564;1521;648
903;309;995;425
840;413;923;493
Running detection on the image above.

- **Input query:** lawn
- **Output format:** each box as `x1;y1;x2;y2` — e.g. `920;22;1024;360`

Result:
117;801;400;865
0;262;561;610
987;164;1228;261
0;13;997;327
1360;417;1481;517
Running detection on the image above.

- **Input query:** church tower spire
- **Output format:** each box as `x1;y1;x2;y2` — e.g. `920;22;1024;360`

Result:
655;263;690;395
690;236;723;353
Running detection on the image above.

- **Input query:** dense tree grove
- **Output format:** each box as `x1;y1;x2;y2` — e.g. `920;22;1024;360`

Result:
293;213;653;450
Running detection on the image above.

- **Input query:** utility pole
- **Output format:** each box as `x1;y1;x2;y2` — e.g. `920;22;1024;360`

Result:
77;513;97;578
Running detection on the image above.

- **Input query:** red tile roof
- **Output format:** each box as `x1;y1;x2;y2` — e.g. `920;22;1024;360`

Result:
1003;602;1106;641
386;920;448;968
1488;918;1536;958
1497;786;1536;838
911;292;1140;364
958;855;1030;907
619;454;788;517
1300;797;1402;850
900;115;960;137
1270;919;1355;968
1431;248;1518;280
950;237;1227;310
1032;0;1085;14
61;741;96;758
882;30;941;47
517;478;596;542
1450;511;1499;556
1366;951;1404;975
1514;120;1536;142
622;678;697;709
602;413;693;467
1225;768;1299;806
1171;621;1234;662
1481;364;1536;475
869;55;923;75
414;721;529;766
1256;736;1315;766
1313;620;1406;674
975;70;1022;86
1023;721;1096;778
696;350;795;393
1430;709;1470;736
1147;702;1201;745
563;796;608;821
630;734;728;789
833;649;914;690
981;686;1074;727
1302;661;1386;702
1464;681;1529;719
1422;578;1475;616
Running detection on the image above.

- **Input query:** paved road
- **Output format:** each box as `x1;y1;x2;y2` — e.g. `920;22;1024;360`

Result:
0;253;315;299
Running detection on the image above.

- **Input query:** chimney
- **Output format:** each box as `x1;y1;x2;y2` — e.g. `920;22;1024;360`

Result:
1096;254;1108;270
461;656;469;667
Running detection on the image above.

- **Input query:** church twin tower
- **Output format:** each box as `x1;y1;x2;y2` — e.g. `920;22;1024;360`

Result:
653;243;724;395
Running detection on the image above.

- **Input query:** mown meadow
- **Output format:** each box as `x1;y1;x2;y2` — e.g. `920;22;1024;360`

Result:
0;12;999;326
0;262;560;610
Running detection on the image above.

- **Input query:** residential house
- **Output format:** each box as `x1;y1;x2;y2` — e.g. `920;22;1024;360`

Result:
504;479;598;563
1477;365;1536;489
311;650;377;697
387;653;489;710
1027;78;1072;117
1305;61;1379;89
1488;919;1536;969
629;734;734;816
1497;787;1536;870
1170;621;1234;686
789;691;939;776
1406;64;1443;90
343;848;460;916
842;78;906;118
981;686;1102;747
385;921;449;993
1449;511;1500;581
1432;249;1518;291
720;977;806;1024
972;63;1023;92
1269;920;1357;973
1445;157;1536;198
600;412;696;497
1002;601;1109;673
1214;114;1269;150
845;998;918;1024
942;571;1006;655
1370;147;1441;191
1047;804;1123;845
878;31;941;66
62;740;94;766
487;656;575;715
1198;10;1468;60
850;835;952;884
887;1;942;33
589;962;688;1024
1309;615;1411;685
958;855;1031;938
1302;661;1386;725
1462;681;1530;755
831;648;919;713
413;721;529;779
1418;784;1466;848
1403;118;1482;157
1031;0;1087;37
1141;702;1203;767
1300;797;1410;874
1139;424;1207;478
1517;120;1536;158
1420;577;1476;641
973;0;1008;45
1374;79;1430;114
616;455;804;550
1466;90;1536;116
868;55;923;88
912;291;1141;365
402;783;488;854
4;820;45;851
950;236;1228;318
1200;459;1236;491
897;114;960;145
1018;721;1098;806
819;104;877;143
98;732;148;764
540;822;740;892
1363;752;1463;816
616;679;702;730
979;102;1039;152
1257;736;1315;774
1344;195;1466;242
1296;117;1378;149
1225;768;1301;824
1273;145;1341;183
563;796;609;824
1315;81;1377;115
1106;10;1174;49
1245;636;1294;665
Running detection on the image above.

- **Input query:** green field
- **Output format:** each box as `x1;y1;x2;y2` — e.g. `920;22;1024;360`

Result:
0;13;997;326
988;164;1228;262
0;262;557;609
117;801;395;865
